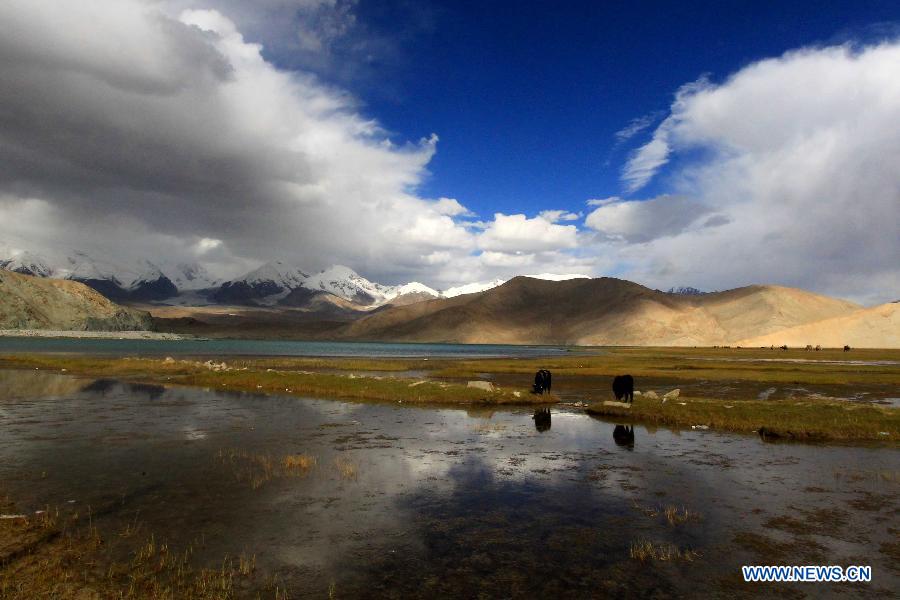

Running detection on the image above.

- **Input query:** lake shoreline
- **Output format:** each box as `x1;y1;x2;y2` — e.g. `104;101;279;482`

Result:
0;329;195;340
1;350;897;442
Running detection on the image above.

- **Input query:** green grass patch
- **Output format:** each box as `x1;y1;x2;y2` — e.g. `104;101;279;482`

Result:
586;395;899;441
0;355;542;406
432;346;900;386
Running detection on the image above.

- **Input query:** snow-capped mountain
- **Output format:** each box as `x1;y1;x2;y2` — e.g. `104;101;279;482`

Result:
528;273;591;282
0;244;597;309
0;250;54;278
391;281;441;298
439;273;588;298
211;260;310;305
303;265;440;305
213;263;441;307
0;246;185;302
442;278;507;298
58;253;178;301
211;265;591;306
163;263;219;291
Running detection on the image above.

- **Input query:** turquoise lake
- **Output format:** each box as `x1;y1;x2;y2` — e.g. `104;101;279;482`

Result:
0;337;573;358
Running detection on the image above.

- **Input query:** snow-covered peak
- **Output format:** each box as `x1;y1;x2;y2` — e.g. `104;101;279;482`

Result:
299;267;440;306
0;249;54;277
391;281;440;298
238;260;309;288
128;260;165;286
441;278;507;298
304;265;392;304
63;252;128;285
527;273;591;281
438;274;589;298
163;262;220;290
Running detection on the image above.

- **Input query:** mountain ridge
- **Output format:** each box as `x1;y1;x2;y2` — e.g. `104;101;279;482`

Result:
0;246;589;309
339;276;883;346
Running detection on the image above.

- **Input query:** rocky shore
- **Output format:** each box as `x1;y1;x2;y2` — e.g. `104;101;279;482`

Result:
0;329;192;340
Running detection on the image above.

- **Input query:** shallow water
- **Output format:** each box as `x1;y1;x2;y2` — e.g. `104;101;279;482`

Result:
1;369;897;598
0;337;571;358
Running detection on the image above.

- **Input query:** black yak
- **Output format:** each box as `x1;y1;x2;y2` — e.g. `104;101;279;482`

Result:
612;374;634;403
532;369;552;394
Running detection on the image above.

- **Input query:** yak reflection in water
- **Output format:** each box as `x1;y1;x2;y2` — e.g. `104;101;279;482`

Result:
532;407;551;432
612;424;635;449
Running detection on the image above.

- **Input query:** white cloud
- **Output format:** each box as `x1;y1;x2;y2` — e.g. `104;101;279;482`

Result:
611;42;900;303
621;135;672;193
584;195;716;243
538;210;581;222
433;197;474;217
586;196;622;207
2;3;894;303
0;1;476;283
477;213;579;253
614;111;661;143
194;237;223;253
0;1;601;290
479;251;535;268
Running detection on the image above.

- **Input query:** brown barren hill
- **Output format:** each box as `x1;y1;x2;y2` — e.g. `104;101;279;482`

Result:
734;302;900;348
692;285;861;342
0;269;153;331
341;277;870;346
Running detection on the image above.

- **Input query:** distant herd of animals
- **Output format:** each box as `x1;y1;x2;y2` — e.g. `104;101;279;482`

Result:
713;344;853;351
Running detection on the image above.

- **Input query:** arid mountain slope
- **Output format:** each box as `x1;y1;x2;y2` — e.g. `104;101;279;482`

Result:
734;303;900;348
0;270;152;331
679;285;861;342
341;277;867;346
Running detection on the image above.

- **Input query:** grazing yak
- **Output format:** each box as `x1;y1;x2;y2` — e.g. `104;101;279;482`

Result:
612;374;634;403
613;424;635;447
532;407;551;432
532;369;552;395
844;345;851;352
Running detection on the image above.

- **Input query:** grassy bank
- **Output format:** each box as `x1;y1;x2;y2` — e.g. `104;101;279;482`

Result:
431;346;900;386
0;355;545;406
586;396;899;441
1;347;898;440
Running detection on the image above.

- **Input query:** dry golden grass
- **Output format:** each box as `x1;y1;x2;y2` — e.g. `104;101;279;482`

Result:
216;448;318;489
631;501;702;526
664;505;702;526
0;501;283;599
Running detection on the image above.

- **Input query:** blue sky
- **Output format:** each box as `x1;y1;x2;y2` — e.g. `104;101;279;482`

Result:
260;1;900;217
1;0;898;302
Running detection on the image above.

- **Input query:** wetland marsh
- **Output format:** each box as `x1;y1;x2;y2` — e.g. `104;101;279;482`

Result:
1;346;898;598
